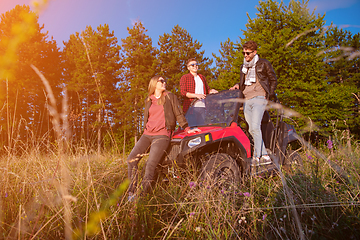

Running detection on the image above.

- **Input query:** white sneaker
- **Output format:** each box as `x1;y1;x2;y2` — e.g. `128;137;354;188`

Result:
251;157;260;167
259;155;272;165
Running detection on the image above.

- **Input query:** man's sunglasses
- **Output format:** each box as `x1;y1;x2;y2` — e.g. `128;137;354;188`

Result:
188;63;199;67
158;79;167;84
242;51;254;56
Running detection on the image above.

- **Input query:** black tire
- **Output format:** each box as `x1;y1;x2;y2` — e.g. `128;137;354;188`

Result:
200;153;241;190
284;150;304;172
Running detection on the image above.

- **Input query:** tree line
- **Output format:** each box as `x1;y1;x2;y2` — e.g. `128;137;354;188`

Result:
0;0;359;155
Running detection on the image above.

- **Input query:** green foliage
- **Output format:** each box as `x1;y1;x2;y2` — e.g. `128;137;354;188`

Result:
212;38;243;90
62;24;121;146
0;5;38;79
322;27;360;136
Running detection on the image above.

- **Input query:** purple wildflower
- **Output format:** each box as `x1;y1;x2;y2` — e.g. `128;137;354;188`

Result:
263;214;267;221
327;139;333;149
306;154;313;160
189;212;195;217
243;192;251;197
189;181;196;188
5;193;8;198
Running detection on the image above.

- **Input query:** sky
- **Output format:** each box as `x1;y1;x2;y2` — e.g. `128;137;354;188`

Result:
1;0;360;59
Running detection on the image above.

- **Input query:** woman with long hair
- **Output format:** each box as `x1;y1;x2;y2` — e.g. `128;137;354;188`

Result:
127;76;199;200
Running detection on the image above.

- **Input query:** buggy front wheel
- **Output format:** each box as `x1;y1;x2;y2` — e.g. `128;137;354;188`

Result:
200;153;241;191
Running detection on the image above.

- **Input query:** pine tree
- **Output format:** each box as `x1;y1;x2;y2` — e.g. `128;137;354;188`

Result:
62;24;121;150
0;5;62;151
323;28;360;136
211;38;243;90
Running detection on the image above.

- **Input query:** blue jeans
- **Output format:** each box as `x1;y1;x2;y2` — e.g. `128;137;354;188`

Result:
244;96;268;158
127;134;170;194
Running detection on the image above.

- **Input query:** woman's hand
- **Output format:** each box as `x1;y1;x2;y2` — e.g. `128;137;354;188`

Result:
187;128;201;134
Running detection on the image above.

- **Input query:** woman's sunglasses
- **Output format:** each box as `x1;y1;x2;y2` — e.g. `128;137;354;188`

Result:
158;79;167;84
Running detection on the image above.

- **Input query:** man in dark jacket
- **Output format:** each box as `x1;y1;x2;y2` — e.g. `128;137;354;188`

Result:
230;40;277;166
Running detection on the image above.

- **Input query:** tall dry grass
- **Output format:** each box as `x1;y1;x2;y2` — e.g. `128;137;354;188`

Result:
0;150;129;239
1;131;360;239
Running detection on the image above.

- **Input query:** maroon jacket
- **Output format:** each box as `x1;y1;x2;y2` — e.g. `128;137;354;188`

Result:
180;73;210;113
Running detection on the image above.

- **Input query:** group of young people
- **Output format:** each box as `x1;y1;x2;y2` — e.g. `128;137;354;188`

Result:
127;40;278;200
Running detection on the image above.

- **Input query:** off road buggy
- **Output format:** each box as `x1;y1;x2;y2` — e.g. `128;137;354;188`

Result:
161;89;302;184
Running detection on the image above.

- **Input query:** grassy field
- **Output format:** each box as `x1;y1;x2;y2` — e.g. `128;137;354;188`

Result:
1;131;360;239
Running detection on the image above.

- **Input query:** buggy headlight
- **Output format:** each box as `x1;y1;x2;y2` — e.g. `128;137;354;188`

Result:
188;137;201;148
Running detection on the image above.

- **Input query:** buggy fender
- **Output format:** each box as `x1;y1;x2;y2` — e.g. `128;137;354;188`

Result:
177;125;251;161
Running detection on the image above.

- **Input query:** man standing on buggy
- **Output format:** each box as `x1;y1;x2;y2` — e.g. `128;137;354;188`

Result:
230;40;277;166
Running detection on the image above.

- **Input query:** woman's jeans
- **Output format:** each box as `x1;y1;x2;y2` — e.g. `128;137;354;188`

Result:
127;134;170;194
244;96;268;158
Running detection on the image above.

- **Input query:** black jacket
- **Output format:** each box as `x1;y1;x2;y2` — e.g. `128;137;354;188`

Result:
238;57;277;99
144;92;189;131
